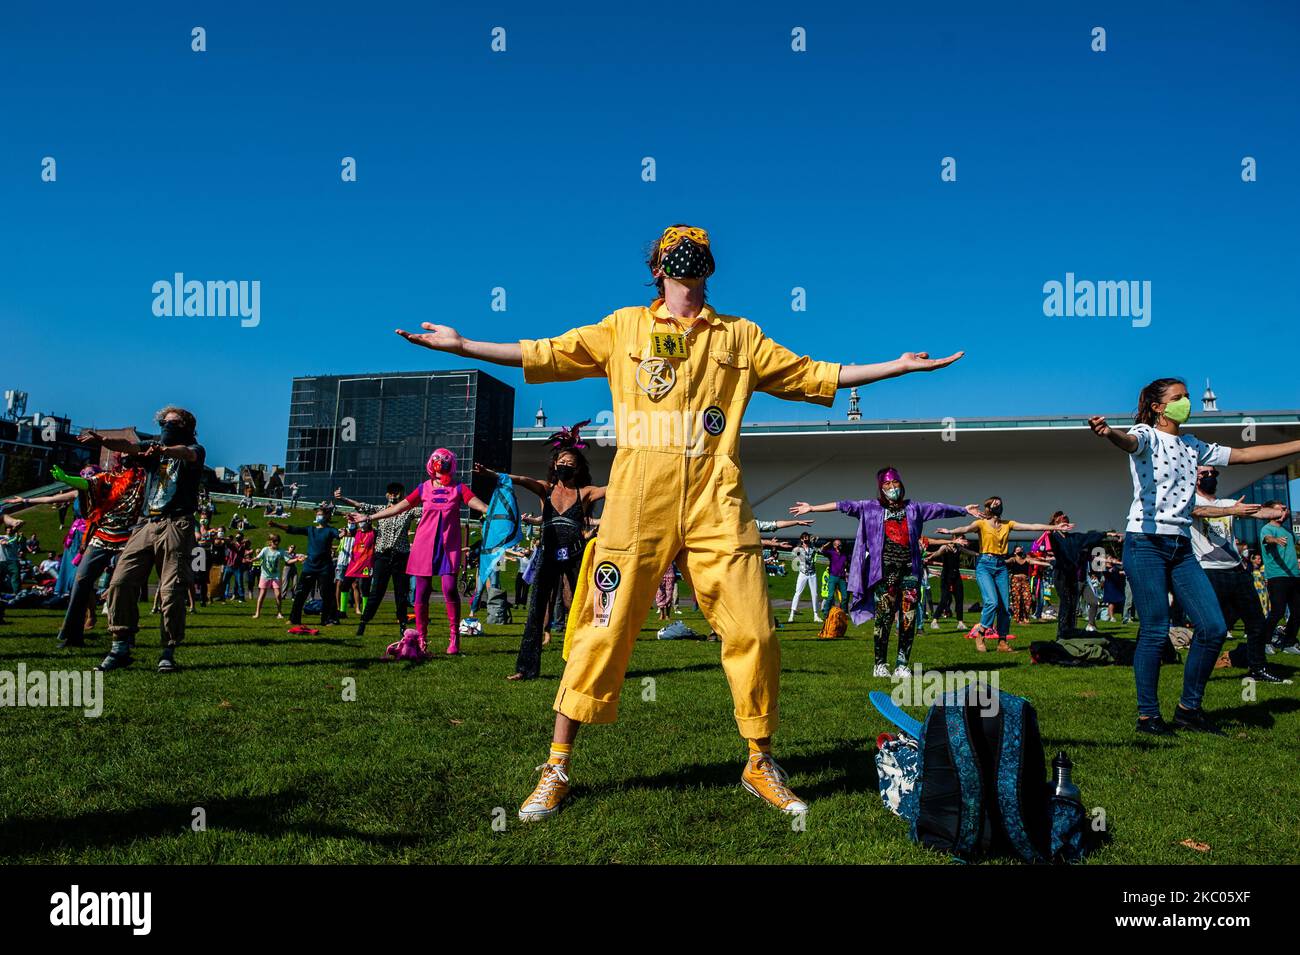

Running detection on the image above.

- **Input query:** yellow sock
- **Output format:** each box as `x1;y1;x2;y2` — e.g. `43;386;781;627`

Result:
747;739;771;758
547;742;572;766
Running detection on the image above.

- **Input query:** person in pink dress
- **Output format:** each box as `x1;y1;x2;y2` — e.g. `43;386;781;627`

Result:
351;448;488;658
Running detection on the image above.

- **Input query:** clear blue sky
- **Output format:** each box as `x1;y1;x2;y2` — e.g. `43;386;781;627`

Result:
2;1;1297;471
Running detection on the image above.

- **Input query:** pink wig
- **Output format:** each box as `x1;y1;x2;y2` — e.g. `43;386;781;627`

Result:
426;448;457;479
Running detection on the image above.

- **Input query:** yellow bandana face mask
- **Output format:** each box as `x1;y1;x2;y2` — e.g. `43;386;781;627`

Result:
658;226;710;254
658;227;714;279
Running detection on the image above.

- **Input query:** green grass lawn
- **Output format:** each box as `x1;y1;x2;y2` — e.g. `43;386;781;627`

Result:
2;499;1299;864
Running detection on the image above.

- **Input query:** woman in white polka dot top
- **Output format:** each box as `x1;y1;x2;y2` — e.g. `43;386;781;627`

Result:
1090;377;1300;737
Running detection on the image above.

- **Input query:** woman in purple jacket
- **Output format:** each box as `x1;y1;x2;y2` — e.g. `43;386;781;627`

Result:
792;467;980;677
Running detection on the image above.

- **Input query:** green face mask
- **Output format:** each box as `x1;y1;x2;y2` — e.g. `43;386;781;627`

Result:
1162;396;1192;424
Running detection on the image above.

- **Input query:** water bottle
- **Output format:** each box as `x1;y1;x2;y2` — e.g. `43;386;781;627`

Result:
1052;751;1081;804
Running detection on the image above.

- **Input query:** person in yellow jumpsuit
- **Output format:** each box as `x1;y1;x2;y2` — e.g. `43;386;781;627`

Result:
396;224;964;820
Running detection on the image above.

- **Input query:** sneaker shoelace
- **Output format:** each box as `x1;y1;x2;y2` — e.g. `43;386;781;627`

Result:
750;755;796;801
528;763;569;804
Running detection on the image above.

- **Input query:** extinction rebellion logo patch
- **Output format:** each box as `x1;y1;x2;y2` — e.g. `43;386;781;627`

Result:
592;560;620;628
702;406;726;436
594;561;621;592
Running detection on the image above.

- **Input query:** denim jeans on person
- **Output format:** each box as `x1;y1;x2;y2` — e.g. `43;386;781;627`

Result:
220;564;244;600
1123;532;1227;719
819;574;847;615
974;554;1011;636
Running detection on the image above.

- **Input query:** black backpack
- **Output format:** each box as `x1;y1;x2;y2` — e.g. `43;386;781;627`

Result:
908;687;1087;863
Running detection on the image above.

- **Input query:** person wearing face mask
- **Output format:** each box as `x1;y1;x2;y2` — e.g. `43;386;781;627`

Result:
398;223;965;821
937;498;1069;653
81;407;205;673
343;516;376;616
1006;545;1051;625
333;524;356;616
1090;377;1300;736
270;508;342;632
1190;467;1290;684
787;532;822;624
352;449;490;658
792;467;982;677
818;538;849;616
337;483;417;639
1037;512;1121;639
476;424;608;681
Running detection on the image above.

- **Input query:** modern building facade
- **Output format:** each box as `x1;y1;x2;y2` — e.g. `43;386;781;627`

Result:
284;369;514;504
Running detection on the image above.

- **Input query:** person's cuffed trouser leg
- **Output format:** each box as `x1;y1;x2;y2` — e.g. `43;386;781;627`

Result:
58;546;116;644
685;540;781;739
553;535;677;726
554;451;781;740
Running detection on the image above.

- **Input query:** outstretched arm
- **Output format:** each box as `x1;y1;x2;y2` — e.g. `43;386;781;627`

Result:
1192;498;1277;520
3;489;78;508
396;324;523;366
1229;438;1300;465
333;488;368;510
348;498;415;524
935;521;979;536
51;465;90;491
473;463;549;499
789;501;838;516
78;429;138;453
838;351;965;388
1088;416;1139;453
1013;521;1076;533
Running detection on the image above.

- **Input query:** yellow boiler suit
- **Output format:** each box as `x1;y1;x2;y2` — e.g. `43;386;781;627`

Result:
520;299;840;739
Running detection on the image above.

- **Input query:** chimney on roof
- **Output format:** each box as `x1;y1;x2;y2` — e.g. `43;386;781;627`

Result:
847;387;862;422
535;401;547;428
1202;379;1218;412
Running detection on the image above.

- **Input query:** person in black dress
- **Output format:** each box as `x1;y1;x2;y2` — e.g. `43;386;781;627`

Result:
475;422;607;681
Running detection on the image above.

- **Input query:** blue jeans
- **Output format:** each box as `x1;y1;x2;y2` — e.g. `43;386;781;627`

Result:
1123;532;1227;719
820;575;847;615
220;565;244;600
975;554;1010;636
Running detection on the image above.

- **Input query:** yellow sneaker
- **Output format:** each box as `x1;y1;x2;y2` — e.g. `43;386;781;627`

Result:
518;762;570;822
741;753;808;814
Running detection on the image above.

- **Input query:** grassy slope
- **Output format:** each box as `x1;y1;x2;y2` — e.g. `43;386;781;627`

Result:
1;500;1298;864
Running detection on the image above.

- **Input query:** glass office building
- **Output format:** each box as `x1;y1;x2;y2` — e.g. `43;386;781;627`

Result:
1230;468;1293;549
285;370;514;506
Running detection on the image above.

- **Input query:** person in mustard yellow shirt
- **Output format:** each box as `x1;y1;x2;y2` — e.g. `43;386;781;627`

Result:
938;496;1069;652
396;224;965;820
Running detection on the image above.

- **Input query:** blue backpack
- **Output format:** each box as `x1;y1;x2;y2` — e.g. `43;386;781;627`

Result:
873;687;1089;864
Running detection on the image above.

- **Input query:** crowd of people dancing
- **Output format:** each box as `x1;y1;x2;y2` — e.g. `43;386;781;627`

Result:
3;224;1300;822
